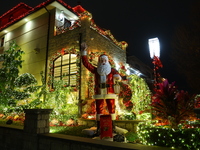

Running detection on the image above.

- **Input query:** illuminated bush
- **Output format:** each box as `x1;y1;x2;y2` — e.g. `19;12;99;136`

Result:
129;74;151;119
151;79;198;128
138;121;200;149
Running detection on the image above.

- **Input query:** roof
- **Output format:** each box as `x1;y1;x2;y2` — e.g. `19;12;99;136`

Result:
0;0;128;50
0;0;76;32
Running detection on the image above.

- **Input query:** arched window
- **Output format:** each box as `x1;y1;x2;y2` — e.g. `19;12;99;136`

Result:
53;54;77;86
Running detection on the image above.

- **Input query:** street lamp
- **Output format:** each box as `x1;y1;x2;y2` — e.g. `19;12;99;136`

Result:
149;37;160;59
148;37;161;90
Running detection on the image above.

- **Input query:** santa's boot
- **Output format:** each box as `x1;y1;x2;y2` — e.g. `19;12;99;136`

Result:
94;121;100;137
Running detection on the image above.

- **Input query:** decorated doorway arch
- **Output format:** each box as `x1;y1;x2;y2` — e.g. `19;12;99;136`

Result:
48;47;80;90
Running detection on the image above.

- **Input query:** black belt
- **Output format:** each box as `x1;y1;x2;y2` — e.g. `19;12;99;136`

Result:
98;83;110;88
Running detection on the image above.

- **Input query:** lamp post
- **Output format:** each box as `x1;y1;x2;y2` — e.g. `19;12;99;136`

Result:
148;37;161;90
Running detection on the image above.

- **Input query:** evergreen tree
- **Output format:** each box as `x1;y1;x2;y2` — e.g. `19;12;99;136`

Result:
0;41;24;107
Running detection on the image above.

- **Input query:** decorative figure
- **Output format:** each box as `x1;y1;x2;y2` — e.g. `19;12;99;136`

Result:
81;43;121;136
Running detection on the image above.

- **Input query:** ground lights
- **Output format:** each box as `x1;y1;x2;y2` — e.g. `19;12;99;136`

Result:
143;78;200;149
137;121;200;149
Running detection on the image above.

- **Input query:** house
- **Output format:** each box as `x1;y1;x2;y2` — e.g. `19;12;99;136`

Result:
0;0;129;99
0;0;152;112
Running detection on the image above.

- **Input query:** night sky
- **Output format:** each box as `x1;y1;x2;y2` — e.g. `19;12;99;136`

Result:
0;0;197;91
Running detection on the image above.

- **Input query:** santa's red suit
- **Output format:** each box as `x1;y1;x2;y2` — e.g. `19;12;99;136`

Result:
82;54;121;121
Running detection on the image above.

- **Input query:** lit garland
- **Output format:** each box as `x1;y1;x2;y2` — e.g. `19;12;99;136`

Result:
73;6;128;50
56;0;72;9
116;62;133;110
118;82;133;110
90;21;128;50
0;5;33;31
48;47;80;90
88;72;94;98
56;20;81;35
72;5;92;19
33;0;73;13
118;62;127;76
78;10;93;19
0;2;32;19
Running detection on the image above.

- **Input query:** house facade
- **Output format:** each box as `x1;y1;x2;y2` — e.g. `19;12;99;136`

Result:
0;0;129;101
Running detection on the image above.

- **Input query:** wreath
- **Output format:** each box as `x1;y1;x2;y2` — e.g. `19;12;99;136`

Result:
119;82;133;111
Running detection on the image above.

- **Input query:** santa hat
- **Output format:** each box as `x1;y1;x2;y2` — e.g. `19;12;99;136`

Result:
98;54;109;62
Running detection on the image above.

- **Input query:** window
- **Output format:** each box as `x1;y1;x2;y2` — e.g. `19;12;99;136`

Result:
53;54;77;86
55;9;79;36
64;18;71;28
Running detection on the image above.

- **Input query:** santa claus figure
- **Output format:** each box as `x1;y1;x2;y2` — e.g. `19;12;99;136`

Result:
81;43;121;135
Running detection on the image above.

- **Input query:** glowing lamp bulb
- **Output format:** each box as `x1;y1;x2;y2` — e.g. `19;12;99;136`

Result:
148;37;160;59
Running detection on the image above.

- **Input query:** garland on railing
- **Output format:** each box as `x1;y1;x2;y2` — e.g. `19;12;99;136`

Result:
72;6;128;50
56;20;81;35
79;10;92;19
90;21;128;50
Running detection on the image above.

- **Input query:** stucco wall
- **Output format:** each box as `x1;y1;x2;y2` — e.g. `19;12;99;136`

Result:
3;12;50;84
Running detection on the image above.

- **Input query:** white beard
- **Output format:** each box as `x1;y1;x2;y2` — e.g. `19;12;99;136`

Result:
97;62;111;83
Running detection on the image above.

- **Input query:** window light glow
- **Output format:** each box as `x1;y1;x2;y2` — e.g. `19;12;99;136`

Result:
59;10;64;21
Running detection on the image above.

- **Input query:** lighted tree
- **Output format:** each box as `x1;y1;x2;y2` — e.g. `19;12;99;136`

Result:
14;73;38;107
129;74;151;119
0;41;24;108
39;79;78;123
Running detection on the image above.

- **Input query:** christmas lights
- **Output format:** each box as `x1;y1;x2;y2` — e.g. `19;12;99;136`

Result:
137;121;200;149
48;47;80;90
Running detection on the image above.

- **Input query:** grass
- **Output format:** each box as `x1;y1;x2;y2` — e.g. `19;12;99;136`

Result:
50;125;91;137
